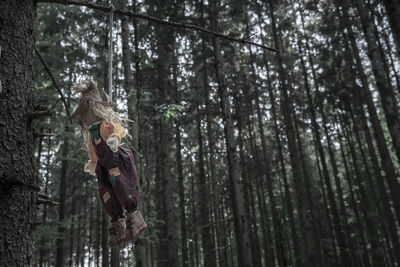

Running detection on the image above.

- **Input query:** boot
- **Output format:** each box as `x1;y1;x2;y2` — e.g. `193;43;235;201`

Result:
108;217;126;247
124;210;147;243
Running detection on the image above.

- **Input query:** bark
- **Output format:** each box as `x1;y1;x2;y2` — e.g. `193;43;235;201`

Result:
175;117;188;266
199;1;228;265
121;1;146;265
110;245;120;267
101;210;109;267
336;125;371;267
233;90;263;267
355;0;400;165
339;108;386;266
76;200;82;266
39;137;52;266
154;5;178;263
95;200;101;267
196;105;217;267
244;9;285;266
173;50;188;267
55;130;70;267
339;0;400;229
381;0;400;55
263;57;300;267
267;1;322;265
68;199;75;267
208;0;253;265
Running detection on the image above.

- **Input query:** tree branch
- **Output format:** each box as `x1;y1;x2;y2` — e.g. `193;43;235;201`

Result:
37;0;279;53
37;192;59;205
34;48;73;122
28;109;53;121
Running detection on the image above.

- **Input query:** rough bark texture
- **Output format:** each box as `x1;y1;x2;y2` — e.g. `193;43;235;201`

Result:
0;0;36;266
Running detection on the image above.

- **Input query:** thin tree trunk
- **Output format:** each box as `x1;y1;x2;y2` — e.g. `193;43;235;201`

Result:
120;0;145;265
381;0;400;55
208;0;253;265
172;47;188;267
153;8;178;263
199;1;228;265
355;0;400;166
339;0;400;230
56;129;70;267
233;90;263;267
101;210;109;267
267;1;323;265
244;9;285;266
39;137;52;267
95;200;101;267
196;104;216;266
263;58;300;267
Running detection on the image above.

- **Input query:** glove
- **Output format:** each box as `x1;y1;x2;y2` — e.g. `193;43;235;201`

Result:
107;136;119;152
84;161;96;176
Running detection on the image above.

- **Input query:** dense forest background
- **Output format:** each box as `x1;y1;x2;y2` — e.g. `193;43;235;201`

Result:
28;0;400;266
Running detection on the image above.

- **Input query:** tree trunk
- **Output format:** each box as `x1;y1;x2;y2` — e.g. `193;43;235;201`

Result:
121;0;146;265
355;0;400;166
56;130;70;267
340;0;400;229
267;1;322;265
208;0;253;266
196;104;216;266
101;210;109;267
381;0;400;55
0;3;37;266
263;58;300;267
153;6;178;263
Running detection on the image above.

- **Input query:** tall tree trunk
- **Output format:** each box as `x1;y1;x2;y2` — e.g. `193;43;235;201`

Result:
355;0;400;165
199;1;228;265
0;1;36;261
101;210;109;267
339;0;400;228
244;9;285;266
263;58;300;267
39;137;52;266
196;104;216;266
233;90;263;267
56;129;70;267
208;0;253;265
381;0;400;55
154;8;178;264
121;0;145;265
95;199;101;267
172;47;188;267
267;1;322;265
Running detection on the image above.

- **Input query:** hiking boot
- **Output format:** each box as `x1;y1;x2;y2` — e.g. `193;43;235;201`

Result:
124;211;147;243
108;217;126;247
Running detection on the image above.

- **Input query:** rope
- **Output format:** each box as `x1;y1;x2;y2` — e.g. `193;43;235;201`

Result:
108;4;114;103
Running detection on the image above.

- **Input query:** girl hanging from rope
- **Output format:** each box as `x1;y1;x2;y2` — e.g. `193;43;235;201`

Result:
71;79;147;247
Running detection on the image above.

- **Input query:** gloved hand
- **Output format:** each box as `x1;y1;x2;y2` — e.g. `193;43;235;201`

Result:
107;136;119;152
84;161;97;176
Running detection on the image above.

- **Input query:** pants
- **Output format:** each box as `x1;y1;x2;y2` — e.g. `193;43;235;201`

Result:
95;145;140;222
